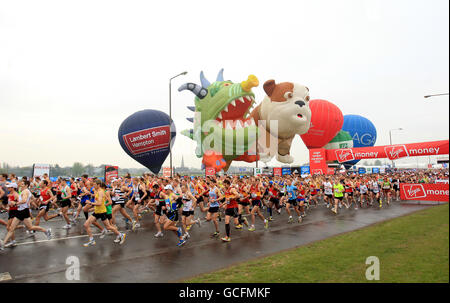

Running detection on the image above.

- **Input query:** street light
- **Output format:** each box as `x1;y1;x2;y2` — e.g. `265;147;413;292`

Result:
424;93;449;98
389;128;403;168
169;71;188;177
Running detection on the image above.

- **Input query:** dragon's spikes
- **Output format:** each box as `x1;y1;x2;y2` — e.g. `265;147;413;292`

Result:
187;106;195;112
186;117;194;123
178;83;208;99
216;68;224;82
200;71;211;88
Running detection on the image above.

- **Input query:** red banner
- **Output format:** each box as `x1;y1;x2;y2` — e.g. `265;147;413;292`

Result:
326;140;449;163
309;148;328;175
122;126;170;156
162;167;172;178
205;167;216;176
273;167;282;176
104;165;118;184
400;183;449;202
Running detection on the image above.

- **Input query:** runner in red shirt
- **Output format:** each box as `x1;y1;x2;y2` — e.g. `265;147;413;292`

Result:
220;179;240;242
34;180;59;226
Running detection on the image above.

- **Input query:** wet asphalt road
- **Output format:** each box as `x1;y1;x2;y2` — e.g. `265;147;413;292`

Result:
0;201;432;282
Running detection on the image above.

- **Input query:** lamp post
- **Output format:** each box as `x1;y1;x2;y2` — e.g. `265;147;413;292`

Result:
389;128;403;168
169;71;188;177
424;93;448;98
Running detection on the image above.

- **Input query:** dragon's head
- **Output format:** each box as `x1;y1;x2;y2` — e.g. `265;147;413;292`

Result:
179;69;259;159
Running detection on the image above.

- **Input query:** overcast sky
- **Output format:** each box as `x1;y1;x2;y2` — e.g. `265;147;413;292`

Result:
0;0;448;169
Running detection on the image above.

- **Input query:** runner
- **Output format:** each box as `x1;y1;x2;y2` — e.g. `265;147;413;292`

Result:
392;175;400;201
323;177;333;208
237;179;250;228
1;181;52;250
285;179;302;223
382;177;392;205
180;185;198;240
58;178;73;229
220;179;240;242
152;184;166;238
248;179;268;231
160;184;185;246
344;178;355;209
332;179;345;214
33;180;60;226
83;181;126;247
110;179;133;228
359;180;369;208
204;180;223;237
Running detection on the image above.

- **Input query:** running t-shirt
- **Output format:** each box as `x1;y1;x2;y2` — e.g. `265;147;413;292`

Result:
286;185;297;201
360;184;368;194
225;189;238;209
209;188;220;208
323;182;333;195
372;181;380;193
94;189;107;214
40;188;52;204
18;189;32;211
333;184;344;198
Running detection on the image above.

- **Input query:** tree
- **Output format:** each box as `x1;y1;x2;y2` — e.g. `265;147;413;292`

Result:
72;162;84;177
85;164;95;176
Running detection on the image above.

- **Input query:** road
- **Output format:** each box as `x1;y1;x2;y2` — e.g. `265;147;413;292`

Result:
0;201;432;282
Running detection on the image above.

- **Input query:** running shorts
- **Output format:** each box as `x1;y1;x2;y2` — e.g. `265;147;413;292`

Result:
287;199;298;207
225;207;238;218
238;199;250;206
251;199;262;207
8;209;18;220
166;210;178;222
93;212;108;221
208;206;219;213
269;197;280;206
60;199;71;208
15;209;31;221
39;203;51;213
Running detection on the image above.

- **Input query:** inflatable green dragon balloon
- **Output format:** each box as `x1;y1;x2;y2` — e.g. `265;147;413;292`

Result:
178;69;260;172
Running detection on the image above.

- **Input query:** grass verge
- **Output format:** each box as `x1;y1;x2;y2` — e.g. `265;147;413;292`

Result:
185;204;449;283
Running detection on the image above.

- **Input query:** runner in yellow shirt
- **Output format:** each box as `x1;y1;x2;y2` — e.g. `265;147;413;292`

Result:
332;179;345;214
83;181;126;247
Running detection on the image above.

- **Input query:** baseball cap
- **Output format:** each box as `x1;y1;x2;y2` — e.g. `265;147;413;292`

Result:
6;183;18;189
164;185;173;191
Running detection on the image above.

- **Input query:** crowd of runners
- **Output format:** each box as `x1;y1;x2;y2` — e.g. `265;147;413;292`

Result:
0;169;448;250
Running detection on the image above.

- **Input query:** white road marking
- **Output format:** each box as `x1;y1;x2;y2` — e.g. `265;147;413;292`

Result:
14;232;104;246
0;272;12;281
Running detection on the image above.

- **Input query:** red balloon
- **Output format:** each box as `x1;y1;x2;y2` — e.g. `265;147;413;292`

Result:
300;99;343;149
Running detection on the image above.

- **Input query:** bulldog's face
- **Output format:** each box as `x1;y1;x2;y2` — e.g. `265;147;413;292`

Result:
260;80;312;138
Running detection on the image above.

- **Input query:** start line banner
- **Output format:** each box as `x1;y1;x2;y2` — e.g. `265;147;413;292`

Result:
327;140;449;163
400;183;449;202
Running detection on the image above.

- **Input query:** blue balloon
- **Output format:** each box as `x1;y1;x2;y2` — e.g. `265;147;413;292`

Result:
341;114;377;166
118;109;176;174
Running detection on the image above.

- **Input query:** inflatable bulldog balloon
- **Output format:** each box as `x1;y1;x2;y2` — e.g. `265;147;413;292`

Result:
250;80;312;164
